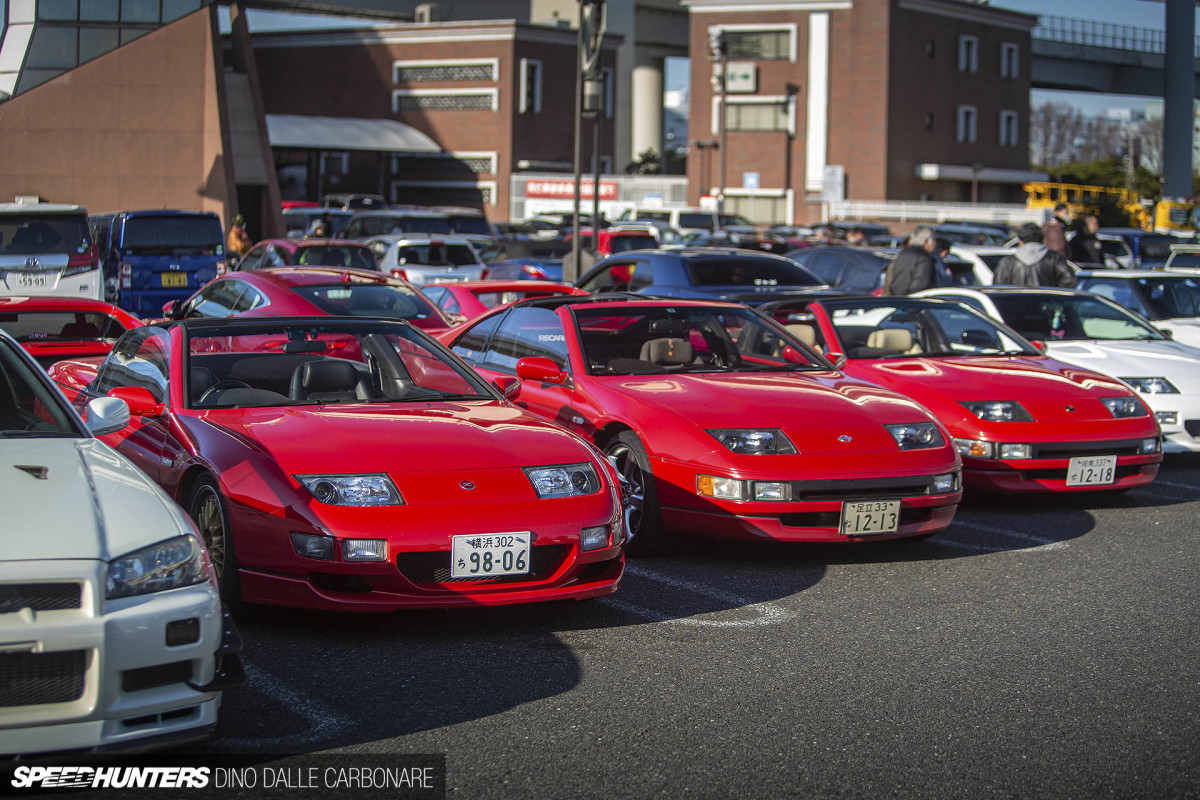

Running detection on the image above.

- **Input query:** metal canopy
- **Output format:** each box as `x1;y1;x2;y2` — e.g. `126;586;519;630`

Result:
264;114;440;153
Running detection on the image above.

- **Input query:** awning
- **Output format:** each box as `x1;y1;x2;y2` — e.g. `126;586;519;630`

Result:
265;114;441;153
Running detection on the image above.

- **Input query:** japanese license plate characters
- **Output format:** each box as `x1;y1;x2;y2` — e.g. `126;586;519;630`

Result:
451;532;531;578
1066;455;1117;487
839;500;900;536
160;272;188;287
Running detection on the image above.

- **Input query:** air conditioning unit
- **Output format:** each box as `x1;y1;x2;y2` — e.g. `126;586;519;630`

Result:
414;3;439;23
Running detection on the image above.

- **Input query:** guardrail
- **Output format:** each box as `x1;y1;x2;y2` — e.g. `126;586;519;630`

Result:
827;200;1044;227
1033;15;1200;59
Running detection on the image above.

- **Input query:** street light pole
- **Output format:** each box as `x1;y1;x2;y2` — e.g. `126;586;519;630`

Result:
710;29;727;217
568;0;606;283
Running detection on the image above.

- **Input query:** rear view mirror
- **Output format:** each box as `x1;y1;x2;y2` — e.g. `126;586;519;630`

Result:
648;318;688;337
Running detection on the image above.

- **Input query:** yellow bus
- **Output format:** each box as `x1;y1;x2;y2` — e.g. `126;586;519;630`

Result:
1024;181;1151;229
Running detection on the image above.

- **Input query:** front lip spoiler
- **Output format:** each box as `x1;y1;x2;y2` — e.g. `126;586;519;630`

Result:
186;604;245;693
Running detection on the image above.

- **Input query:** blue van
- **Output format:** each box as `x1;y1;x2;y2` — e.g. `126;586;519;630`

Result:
90;211;226;316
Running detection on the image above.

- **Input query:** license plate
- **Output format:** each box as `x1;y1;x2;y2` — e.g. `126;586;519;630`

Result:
839;500;900;536
450;532;531;578
15;273;50;288
1066;455;1117;486
160;272;188;287
430;276;465;284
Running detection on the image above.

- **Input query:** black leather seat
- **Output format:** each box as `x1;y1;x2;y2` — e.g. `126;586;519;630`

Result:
288;360;372;403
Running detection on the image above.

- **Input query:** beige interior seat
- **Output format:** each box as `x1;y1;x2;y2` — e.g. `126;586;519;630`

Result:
786;323;818;347
639;337;694;366
866;328;920;354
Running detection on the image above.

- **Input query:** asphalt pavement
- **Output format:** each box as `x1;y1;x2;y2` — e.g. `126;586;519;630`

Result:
205;454;1200;799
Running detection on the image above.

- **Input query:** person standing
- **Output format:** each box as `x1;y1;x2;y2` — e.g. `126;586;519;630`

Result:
993;223;1076;287
881;225;938;295
226;214;251;261
1042;203;1070;258
1067;213;1105;266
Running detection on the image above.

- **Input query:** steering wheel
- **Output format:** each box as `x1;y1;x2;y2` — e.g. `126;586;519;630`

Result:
197;380;252;404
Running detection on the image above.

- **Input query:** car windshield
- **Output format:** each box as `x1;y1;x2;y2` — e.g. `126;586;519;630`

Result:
185;320;490;409
0;338;82;437
282;210;352;236
989;293;1165;341
1167;252;1200;268
292;245;376;270
288;283;443;322
395;244;478;267
122;215;223;256
0;213;90;256
362;216;454;236
686;257;823;287
447;216;492;235
677;213;716;230
609;235;657;253
1136;276;1200;318
573;305;831;375
0;310;127;342
820;299;1035;358
1136;236;1176;260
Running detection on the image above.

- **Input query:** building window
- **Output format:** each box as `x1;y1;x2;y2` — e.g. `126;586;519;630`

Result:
999;110;1019;147
1000;42;1019;78
925;39;936;58
321;152;348;176
519;58;542;114
925;112;934;130
392;89;499;113
717;97;792;133
391;152;497;175
957;105;977;143
958;35;978;73
393;59;498;83
709;24;797;61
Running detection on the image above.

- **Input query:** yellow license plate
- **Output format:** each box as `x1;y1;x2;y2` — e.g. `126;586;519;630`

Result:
160;272;188;287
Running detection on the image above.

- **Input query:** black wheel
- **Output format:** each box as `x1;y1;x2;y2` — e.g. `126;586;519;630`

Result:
187;475;242;609
605;431;671;556
197;380;252;405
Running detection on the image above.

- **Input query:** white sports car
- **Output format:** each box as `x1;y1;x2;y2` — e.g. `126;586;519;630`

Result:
914;286;1200;453
0;329;241;756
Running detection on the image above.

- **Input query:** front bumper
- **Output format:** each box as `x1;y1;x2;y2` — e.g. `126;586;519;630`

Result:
961;439;1162;492
0;561;240;757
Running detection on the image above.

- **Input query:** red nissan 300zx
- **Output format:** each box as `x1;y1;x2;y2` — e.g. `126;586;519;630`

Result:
50;317;625;612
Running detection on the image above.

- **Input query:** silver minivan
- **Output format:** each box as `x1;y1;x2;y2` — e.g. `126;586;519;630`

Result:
0;203;98;301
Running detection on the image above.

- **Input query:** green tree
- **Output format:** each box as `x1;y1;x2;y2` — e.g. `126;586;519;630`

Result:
624;148;661;175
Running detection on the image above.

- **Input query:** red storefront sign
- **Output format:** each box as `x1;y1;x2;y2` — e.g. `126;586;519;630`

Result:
525;180;618;200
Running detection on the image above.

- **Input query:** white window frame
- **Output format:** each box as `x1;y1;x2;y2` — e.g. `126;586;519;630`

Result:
1000;42;1019;79
391;88;499;113
999;110;1019;147
707;23;799;63
519;58;542;114
391;58;499;83
320;152;348;175
958;35;978;73
711;95;796;136
957;105;977;143
390;151;498;175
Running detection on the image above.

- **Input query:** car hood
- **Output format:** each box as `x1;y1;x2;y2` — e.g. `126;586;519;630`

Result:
851;356;1136;421
1155;319;1200;349
195;401;594;474
1;438;190;562
1045;339;1200;391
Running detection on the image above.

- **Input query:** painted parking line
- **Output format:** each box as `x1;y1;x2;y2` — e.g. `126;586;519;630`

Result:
218;662;353;749
1149;478;1200;491
937;521;1070;553
950;520;1059;546
600;563;794;627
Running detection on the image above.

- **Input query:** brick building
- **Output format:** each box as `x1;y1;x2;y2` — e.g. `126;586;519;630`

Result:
683;0;1042;224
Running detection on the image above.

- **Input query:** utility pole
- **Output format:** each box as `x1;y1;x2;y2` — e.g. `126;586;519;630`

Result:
709;28;727;217
568;0;606;283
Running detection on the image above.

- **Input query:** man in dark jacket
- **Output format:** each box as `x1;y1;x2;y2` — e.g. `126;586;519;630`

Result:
882;224;937;295
994;223;1076;287
1067;213;1105;266
1042;203;1070;258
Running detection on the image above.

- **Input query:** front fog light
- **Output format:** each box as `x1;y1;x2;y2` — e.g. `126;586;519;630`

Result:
1155;411;1178;426
754;481;792;501
581;526;609;551
291;532;334;561
1141;437;1161;454
933;473;957;493
999;443;1032;460
342;538;387;561
697;475;746;500
953;438;995;459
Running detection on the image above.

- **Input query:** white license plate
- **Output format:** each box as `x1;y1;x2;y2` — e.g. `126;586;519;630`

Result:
14;273;52;288
1066;455;1117;486
839;500;900;536
450;532;531;578
430;275;466;284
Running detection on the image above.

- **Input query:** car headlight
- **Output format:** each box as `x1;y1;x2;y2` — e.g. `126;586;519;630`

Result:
525;463;601;498
960;401;1033;422
707;429;797;454
1101;396;1149;418
1120;377;1179;395
106;535;210;599
885;422;944;450
296;474;404;505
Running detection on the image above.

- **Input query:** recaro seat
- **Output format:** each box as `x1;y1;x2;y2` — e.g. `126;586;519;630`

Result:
639;337;694;367
289;360;370;403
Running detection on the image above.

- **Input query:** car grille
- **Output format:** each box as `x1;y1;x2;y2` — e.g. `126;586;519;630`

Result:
396;545;568;585
1184;420;1200;438
788;475;943;502
1029;439;1144;460
0;582;82;612
0;650;87;707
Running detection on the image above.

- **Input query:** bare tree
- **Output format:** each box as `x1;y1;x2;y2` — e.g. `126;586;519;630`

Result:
1029;101;1084;167
1138;114;1164;176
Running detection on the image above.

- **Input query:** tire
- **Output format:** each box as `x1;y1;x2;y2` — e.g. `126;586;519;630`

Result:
187;474;243;611
605;431;671;556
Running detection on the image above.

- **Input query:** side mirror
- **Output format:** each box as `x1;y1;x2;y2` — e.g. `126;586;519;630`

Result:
163;299;183;319
85;396;131;436
834;353;848;369
106;386;165;417
1029;339;1047;352
780;346;809;364
1159;327;1175;340
516;356;568;385
491;375;521;400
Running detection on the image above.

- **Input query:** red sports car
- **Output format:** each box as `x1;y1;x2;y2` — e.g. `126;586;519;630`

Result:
442;296;963;554
161;267;454;335
0;296;142;367
421;280;587;323
49;317;625;612
760;296;1163;493
233;237;377;272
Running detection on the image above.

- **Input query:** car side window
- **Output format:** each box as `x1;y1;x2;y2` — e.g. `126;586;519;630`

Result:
187;281;244;318
229;282;266;313
809;253;845;284
579;260;649;293
238;245;267;271
481;307;569;372
1081;280;1146;316
451;313;503;365
92;327;171;403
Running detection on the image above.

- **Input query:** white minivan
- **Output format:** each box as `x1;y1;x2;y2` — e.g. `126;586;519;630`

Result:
0;203;100;301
